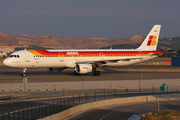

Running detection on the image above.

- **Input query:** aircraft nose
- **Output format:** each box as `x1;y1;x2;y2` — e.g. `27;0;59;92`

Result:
3;58;11;66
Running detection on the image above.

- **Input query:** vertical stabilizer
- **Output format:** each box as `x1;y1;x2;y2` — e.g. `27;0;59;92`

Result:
137;25;161;50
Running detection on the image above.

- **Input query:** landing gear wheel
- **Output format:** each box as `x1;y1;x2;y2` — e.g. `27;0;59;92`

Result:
93;71;100;76
22;73;26;77
21;68;27;77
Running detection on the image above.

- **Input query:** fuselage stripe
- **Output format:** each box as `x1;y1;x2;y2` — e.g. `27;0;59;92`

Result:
27;50;162;57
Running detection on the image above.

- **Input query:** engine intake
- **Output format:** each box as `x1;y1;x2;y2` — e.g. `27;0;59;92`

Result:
75;64;92;74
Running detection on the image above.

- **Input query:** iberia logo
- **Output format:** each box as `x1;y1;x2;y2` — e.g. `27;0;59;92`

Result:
147;36;157;46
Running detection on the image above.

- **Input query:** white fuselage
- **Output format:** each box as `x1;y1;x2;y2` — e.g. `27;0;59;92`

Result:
3;49;160;69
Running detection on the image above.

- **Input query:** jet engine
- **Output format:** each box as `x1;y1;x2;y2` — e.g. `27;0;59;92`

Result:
49;68;65;72
75;64;92;74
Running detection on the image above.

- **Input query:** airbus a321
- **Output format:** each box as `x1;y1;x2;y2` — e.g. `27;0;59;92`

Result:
3;25;163;77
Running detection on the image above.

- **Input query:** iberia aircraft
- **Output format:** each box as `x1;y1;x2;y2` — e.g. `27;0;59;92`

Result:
3;25;162;77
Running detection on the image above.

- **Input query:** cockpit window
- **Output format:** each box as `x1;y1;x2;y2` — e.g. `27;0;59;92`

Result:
9;55;20;58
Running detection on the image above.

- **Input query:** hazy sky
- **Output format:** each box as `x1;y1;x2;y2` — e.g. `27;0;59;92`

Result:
0;0;180;38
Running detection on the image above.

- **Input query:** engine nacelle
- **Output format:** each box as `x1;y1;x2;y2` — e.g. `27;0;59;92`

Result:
49;68;65;72
75;64;92;74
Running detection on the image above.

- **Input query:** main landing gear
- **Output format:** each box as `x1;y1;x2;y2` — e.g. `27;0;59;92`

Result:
21;68;27;77
92;66;100;76
93;71;100;76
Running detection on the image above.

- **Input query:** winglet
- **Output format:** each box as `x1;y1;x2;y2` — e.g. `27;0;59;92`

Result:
137;25;161;51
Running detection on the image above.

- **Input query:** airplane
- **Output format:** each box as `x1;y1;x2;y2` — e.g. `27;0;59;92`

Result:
3;25;163;77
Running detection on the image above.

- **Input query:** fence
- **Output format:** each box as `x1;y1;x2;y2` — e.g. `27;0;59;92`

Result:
0;88;179;120
0;87;160;101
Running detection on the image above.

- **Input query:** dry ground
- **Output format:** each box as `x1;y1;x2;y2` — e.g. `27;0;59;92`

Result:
144;111;180;120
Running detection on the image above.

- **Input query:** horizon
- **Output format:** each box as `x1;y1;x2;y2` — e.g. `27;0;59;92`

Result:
0;31;179;39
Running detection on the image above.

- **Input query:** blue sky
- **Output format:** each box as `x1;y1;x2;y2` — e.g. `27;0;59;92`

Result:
0;0;180;38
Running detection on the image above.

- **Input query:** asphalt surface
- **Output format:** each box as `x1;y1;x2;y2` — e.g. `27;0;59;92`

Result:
1;65;180;83
0;97;65;114
0;91;176;114
68;100;180;120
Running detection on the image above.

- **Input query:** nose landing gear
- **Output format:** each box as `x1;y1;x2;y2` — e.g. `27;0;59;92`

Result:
21;68;27;77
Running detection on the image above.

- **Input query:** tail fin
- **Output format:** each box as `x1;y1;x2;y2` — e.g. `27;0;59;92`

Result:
137;25;161;50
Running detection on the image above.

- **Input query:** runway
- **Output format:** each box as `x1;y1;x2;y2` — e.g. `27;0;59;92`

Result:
1;64;180;91
0;65;180;83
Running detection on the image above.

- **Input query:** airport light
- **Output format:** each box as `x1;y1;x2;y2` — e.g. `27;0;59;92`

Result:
177;86;179;91
29;86;31;91
54;85;56;91
20;86;22;91
171;86;173;91
46;86;48;91
63;85;65;91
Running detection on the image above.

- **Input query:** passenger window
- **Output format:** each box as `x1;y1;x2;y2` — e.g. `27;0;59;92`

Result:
17;55;20;58
14;55;17;57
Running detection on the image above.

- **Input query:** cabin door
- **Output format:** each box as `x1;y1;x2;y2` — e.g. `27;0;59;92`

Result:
25;51;30;62
59;52;64;62
99;52;104;60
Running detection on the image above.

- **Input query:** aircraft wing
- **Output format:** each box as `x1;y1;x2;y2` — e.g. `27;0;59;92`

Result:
75;57;142;66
